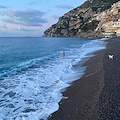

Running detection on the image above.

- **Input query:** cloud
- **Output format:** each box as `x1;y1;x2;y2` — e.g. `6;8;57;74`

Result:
56;4;73;9
28;2;37;6
17;27;36;32
0;24;8;29
0;5;8;9
2;9;47;26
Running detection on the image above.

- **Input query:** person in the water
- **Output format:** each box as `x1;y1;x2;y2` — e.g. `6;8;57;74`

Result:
62;51;65;58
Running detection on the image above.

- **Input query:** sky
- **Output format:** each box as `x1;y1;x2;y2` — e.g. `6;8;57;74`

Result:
0;0;86;37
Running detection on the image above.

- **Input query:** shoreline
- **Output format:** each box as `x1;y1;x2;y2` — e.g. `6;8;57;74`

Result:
48;38;120;120
48;42;106;120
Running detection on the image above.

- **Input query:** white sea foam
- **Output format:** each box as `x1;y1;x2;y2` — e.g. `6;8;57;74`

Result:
0;39;106;120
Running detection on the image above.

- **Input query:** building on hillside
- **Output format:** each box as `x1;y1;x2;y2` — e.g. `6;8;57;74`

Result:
115;1;120;8
102;21;114;29
103;30;116;38
112;1;120;8
116;29;120;36
107;14;120;22
107;16;115;21
113;9;119;15
113;21;120;25
104;25;120;37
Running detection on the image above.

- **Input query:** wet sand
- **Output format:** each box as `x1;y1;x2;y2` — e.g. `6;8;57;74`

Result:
48;38;120;120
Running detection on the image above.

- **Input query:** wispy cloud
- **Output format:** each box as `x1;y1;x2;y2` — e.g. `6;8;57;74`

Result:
0;24;8;29
2;9;47;26
56;4;73;9
28;2;37;6
0;5;8;9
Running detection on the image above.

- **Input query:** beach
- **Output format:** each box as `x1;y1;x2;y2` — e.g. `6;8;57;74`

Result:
48;38;120;120
0;37;106;120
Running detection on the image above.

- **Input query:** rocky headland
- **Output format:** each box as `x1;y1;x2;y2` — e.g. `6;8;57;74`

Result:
43;0;120;38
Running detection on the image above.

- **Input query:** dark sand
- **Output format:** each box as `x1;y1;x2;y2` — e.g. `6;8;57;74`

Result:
99;38;120;120
48;38;120;120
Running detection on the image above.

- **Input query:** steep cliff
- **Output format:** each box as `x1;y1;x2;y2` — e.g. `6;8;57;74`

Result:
43;0;120;38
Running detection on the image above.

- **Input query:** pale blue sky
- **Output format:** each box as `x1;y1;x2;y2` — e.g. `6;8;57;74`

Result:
0;0;86;37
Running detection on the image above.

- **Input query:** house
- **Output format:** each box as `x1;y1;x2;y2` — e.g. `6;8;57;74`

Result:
113;9;119;15
103;30;116;37
116;29;120;36
107;16;115;21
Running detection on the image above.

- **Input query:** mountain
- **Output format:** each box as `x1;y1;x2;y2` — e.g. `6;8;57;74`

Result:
43;0;120;38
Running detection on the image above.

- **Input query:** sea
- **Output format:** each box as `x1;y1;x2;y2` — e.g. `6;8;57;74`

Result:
0;37;106;120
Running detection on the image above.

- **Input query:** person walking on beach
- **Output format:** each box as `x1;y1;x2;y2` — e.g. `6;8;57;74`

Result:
62;51;65;58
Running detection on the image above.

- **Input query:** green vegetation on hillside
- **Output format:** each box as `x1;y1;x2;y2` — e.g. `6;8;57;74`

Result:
81;20;99;32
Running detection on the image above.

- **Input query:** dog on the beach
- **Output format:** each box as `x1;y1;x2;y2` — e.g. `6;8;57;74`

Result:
108;54;114;59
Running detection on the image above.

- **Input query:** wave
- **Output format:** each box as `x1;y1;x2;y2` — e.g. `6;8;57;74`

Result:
0;39;106;120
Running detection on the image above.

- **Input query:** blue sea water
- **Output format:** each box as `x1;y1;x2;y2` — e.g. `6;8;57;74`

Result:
0;37;106;120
